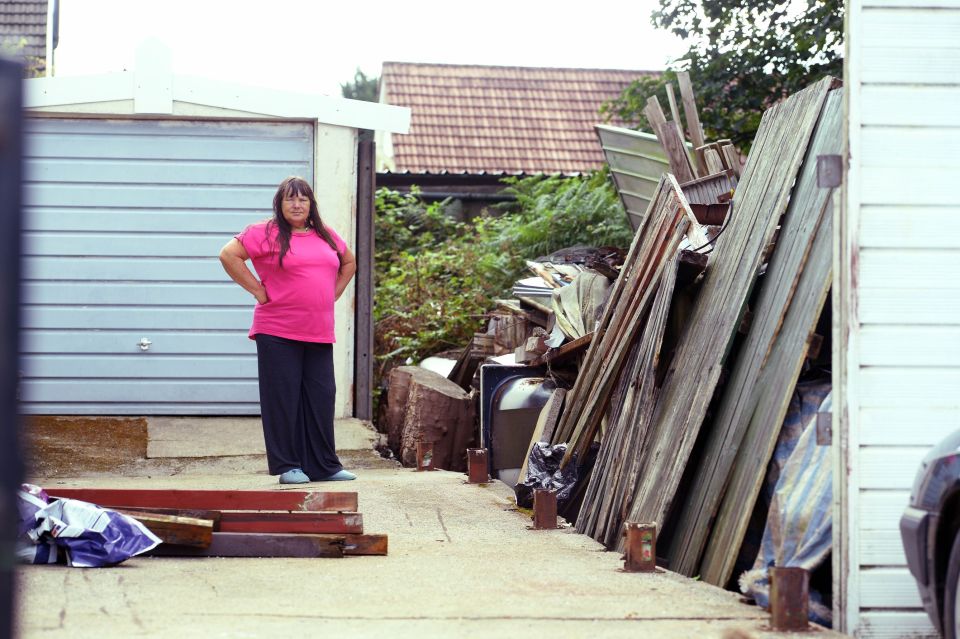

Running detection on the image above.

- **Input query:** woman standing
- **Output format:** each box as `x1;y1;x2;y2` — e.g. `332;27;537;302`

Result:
219;177;357;484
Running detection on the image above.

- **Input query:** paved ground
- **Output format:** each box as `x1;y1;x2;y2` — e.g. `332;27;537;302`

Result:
15;419;846;638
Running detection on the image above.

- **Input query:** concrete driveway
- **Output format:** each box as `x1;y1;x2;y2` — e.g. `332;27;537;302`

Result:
15;419;845;638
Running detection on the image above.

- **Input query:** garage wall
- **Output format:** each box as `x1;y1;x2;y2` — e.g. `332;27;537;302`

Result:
841;1;960;636
21;116;315;414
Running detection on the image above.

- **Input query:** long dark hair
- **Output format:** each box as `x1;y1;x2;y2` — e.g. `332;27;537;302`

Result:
267;176;342;269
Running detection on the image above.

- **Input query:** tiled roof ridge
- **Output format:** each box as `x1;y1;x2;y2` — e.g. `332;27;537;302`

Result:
382;60;659;75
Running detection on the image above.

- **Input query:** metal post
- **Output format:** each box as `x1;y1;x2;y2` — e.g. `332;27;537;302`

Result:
0;56;24;639
623;522;658;572
533;489;557;530
770;566;809;631
416;441;434;471
467;448;488;483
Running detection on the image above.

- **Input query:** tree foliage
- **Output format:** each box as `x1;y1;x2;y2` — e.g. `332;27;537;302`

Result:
373;173;632;381
603;0;843;151
341;68;379;102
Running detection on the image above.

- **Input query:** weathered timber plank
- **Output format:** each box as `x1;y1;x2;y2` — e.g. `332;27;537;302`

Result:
577;256;679;547
670;88;843;580
698;89;841;587
45;488;359;513
111;506;223;528
621;77;836;555
555;175;692;461
150;532;345;558
677;71;707;175
217;511;363;534
665;83;682;130
113;509;214;548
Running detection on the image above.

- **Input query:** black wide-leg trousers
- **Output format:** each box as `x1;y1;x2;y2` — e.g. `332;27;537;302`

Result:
254;334;343;480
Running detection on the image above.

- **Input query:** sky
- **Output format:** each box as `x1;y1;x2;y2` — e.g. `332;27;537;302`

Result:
54;0;688;97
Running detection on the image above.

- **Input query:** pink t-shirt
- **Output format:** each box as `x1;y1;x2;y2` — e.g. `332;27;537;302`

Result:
235;220;346;343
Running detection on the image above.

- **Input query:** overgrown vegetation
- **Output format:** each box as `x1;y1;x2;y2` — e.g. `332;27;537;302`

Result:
373;171;632;386
341;68;379;102
603;0;843;151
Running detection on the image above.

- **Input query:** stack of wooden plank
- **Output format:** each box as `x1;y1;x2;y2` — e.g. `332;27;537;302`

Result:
645;72;743;184
565;76;839;580
45;487;387;558
549;174;700;462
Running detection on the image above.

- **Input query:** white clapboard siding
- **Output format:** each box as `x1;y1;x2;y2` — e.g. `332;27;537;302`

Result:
860;447;934;489
859;206;960;249
860;568;925;608
859;491;912;530
862;128;960;169
859;612;938;639
859;288;960;325
860;369;960;407
846;2;960;634
861;85;960;127
859;326;960;367
861;528;909;566
859;248;960;289
860;409;960;446
21;117;313;414
861;8;960;84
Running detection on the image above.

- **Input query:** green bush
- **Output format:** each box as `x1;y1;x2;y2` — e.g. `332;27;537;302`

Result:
373;172;633;390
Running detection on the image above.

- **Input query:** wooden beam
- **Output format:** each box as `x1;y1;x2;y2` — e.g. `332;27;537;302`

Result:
217;511;363;534
704;148;724;174
353;134;376;420
677;71;706;151
693;87;842;587
114;510;214;548
150;532;346;558
665;83;682;129
644;96;696;182
621;77;836;563
45;488;359;513
721;144;741;177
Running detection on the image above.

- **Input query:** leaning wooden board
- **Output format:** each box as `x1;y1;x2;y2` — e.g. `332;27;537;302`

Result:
621;76;837;549
44;488;358;513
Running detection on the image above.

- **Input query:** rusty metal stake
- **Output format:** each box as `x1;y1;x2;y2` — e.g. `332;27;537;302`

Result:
466;448;488;483
416;442;435;471
623;522;657;572
770;567;809;631
533;489;557;529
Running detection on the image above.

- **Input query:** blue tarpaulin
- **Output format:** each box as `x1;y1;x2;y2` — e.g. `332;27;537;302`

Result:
739;382;833;626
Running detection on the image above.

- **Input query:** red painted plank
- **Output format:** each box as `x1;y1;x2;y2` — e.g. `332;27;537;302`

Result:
150;533;346;558
217;512;363;534
44;488;358;513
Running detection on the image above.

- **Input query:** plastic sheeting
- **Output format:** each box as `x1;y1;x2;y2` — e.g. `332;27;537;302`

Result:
739;384;833;626
17;484;162;567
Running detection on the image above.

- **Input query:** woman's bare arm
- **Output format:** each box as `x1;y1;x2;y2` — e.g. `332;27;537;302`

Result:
335;246;357;301
219;238;268;304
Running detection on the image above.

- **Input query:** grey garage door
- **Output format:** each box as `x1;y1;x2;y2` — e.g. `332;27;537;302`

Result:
20;117;315;414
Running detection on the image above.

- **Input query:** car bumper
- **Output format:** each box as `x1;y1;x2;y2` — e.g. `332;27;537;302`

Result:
900;506;941;632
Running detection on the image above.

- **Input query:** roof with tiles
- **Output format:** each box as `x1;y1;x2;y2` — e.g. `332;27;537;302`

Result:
0;0;48;61
380;62;656;175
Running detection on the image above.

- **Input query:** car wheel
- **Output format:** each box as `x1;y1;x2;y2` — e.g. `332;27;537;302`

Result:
945;532;960;639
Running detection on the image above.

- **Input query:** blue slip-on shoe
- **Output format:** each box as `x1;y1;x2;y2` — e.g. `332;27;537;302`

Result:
279;468;310;484
316;469;356;482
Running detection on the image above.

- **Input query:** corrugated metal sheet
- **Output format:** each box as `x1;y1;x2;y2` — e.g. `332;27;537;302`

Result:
20;117;314;414
595;124;670;230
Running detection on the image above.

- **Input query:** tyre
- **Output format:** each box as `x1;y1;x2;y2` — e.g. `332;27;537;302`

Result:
945;531;960;639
